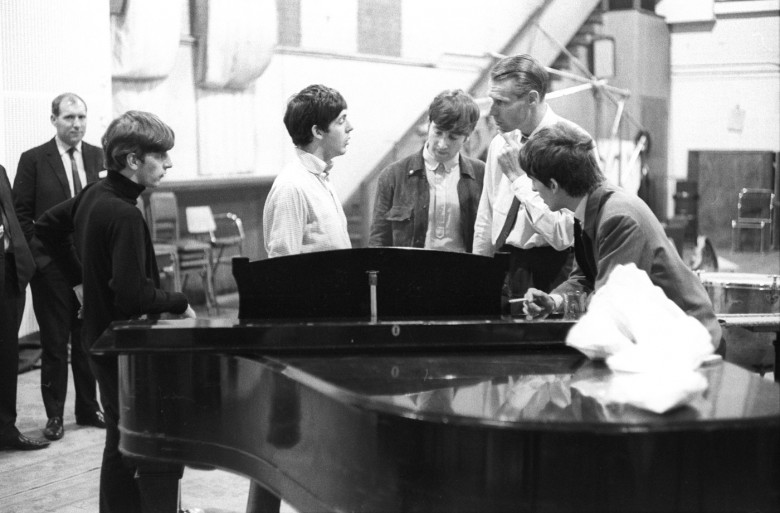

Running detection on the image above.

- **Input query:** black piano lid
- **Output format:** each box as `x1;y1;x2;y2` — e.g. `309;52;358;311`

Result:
94;317;575;355
232;247;509;320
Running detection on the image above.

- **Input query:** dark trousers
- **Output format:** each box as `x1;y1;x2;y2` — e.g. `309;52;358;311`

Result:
91;355;183;513
31;262;100;419
501;245;574;313
0;254;25;436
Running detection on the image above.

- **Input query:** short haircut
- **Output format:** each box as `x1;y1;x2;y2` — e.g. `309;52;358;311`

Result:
519;123;603;198
283;84;347;147
428;89;480;136
102;111;175;173
490;54;548;101
51;93;87;116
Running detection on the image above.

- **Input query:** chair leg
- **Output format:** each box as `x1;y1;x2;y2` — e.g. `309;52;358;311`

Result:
760;222;766;253
172;254;182;292
203;256;218;315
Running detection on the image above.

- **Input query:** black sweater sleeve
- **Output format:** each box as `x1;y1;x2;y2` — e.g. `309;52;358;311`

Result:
108;210;188;317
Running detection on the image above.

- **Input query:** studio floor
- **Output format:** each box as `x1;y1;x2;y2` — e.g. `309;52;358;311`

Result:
1;244;778;513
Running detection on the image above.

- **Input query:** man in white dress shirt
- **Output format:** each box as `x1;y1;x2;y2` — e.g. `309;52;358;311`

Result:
472;54;599;310
263;84;354;258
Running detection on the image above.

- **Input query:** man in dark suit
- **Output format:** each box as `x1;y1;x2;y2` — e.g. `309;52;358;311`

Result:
1;164;49;450
521;123;721;349
13;93;104;441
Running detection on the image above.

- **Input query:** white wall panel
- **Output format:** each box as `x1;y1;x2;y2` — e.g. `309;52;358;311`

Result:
0;0;112;338
666;7;780;219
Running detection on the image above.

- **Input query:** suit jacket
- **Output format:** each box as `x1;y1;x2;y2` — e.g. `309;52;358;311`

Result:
553;182;722;347
13;138;103;269
1;165;35;296
369;149;485;252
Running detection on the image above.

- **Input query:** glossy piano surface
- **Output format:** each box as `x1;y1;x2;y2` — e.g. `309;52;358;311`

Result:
97;249;780;512
97;319;780;513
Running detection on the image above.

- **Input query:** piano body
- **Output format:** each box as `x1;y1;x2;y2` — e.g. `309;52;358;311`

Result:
94;248;780;512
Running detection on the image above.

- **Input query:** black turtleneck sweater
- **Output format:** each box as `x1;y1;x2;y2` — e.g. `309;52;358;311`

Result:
35;171;188;350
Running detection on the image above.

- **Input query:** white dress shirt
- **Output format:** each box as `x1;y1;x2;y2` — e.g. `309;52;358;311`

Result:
263;148;351;258
55;137;86;198
472;106;599;256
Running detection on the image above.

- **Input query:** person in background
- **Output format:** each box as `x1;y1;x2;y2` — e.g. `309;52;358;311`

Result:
263;84;354;258
472;54;600;312
369;89;484;252
521;123;721;348
13;92;104;441
35;111;196;512
0;164;49;451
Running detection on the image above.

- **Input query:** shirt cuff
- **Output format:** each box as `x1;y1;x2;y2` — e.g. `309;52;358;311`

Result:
510;175;533;201
551;293;564;313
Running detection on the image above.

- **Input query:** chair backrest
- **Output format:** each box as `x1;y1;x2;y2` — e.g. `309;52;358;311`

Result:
185;206;217;235
213;212;245;245
148;191;180;242
737;188;774;222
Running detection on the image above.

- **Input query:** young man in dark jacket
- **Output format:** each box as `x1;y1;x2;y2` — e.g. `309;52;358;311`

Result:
369;89;484;252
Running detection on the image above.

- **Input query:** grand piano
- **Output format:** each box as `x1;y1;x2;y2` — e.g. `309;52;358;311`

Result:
94;248;780;512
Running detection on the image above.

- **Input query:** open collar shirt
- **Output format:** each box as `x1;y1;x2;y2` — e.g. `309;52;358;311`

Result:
422;144;465;252
263;148;351;258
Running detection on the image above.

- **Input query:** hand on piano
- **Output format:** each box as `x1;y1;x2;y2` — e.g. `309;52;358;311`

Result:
523;288;555;320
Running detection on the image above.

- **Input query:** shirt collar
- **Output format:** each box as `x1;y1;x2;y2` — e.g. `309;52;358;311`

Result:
422;142;458;173
295;147;332;177
573;195;588;223
55;136;82;156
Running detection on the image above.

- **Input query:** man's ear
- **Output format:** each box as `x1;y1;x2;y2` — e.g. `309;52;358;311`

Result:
126;152;140;171
50;114;57;126
528;90;540;105
549;177;559;193
311;124;324;141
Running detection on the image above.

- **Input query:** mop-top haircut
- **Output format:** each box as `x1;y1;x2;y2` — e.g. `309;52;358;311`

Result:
102;111;175;172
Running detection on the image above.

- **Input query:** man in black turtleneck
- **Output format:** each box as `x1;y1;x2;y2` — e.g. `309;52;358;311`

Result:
36;110;195;513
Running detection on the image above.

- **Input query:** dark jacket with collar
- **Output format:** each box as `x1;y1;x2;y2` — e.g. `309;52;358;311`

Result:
369;149;485;252
13;137;103;269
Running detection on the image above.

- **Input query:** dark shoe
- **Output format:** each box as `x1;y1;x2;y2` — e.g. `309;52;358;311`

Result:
0;432;50;450
43;417;64;440
76;410;106;429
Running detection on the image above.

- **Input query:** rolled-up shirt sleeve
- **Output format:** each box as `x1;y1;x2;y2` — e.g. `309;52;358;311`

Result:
509;176;574;251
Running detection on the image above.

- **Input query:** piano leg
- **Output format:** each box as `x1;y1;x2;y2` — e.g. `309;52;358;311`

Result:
246;480;281;513
134;462;184;513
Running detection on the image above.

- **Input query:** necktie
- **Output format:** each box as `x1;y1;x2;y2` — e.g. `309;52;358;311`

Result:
573;218;595;284
67;147;83;196
494;134;529;250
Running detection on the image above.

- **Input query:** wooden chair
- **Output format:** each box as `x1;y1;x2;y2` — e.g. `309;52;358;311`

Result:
148;192;217;313
185;206;245;306
136;197;181;292
731;188;775;253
